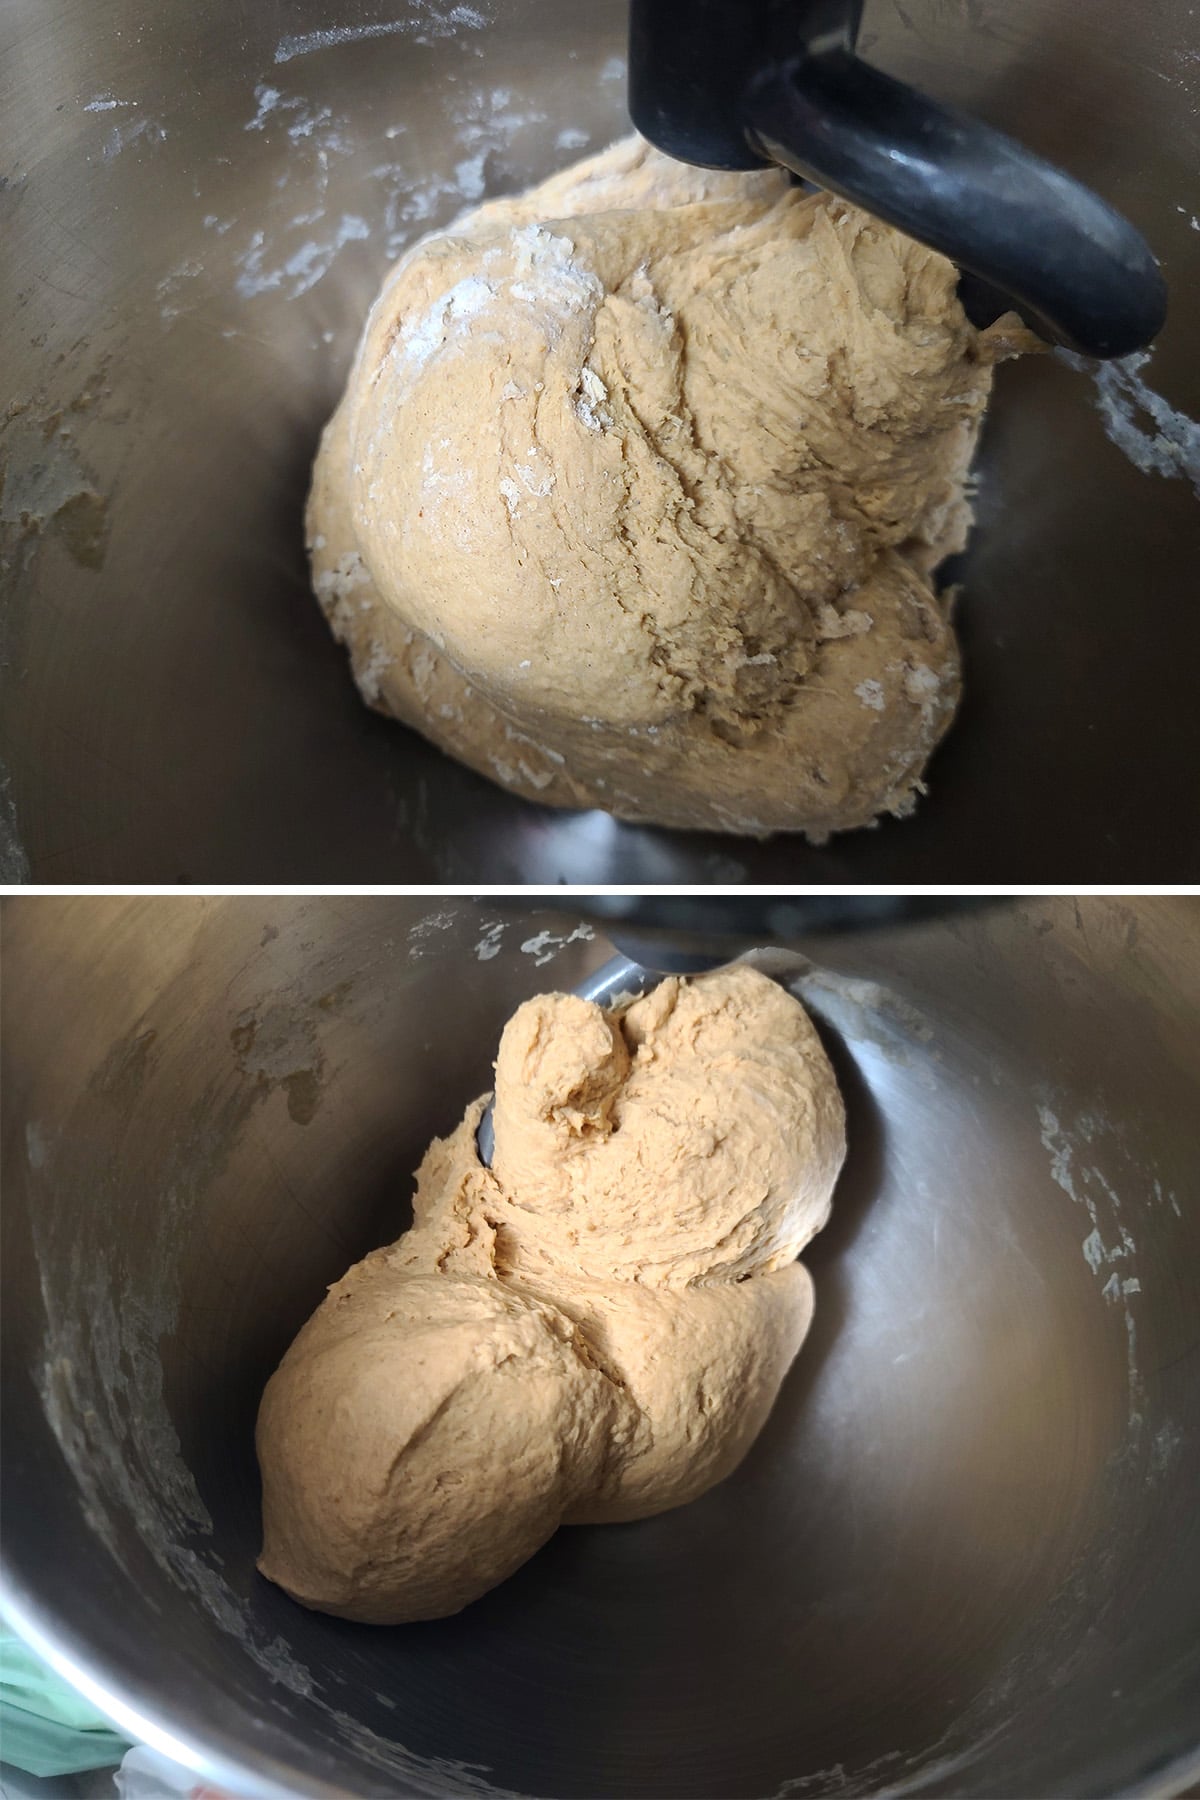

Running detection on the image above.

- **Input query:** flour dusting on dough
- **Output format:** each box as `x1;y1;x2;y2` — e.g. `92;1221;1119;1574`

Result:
307;135;1032;838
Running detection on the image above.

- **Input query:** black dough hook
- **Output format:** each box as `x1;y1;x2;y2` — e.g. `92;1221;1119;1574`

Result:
627;0;1167;359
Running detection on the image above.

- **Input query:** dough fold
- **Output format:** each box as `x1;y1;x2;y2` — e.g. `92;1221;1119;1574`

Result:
309;134;1030;837
257;965;845;1622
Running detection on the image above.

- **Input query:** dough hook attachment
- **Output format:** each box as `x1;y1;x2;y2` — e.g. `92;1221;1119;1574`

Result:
628;0;1167;359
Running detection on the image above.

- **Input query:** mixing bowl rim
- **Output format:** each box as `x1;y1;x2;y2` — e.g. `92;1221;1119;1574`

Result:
4;1564;1200;1800
0;1574;327;1800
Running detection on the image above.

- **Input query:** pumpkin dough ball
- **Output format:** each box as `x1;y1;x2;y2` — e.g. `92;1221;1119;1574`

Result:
310;135;1026;837
257;1267;626;1623
257;966;846;1623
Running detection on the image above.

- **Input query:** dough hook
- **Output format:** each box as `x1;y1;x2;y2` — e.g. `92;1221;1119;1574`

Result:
628;0;1167;359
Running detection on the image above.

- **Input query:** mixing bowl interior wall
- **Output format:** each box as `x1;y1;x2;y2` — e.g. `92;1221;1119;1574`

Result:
2;897;1198;1799
1;1;1198;881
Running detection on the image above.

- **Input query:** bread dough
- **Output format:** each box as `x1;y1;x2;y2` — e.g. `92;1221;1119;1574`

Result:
309;135;1030;838
257;965;845;1622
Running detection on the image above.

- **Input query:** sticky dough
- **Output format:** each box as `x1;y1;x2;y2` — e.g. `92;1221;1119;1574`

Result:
308;134;1031;839
256;965;846;1622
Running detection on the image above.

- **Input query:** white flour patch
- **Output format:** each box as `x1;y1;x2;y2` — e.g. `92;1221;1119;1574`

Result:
243;83;353;156
84;93;137;112
903;663;941;705
475;922;505;962
314;549;371;602
274;8;485;65
369;162;464;256
244;83;288;131
444;82;547;154
576;365;612;431
509;223;603;325
405;909;458;954
854;679;886;711
1036;1097;1144;1429
514;451;554;498
356;640;394;702
499;476;522;516
520;924;596;968
186;83;376;303
420;446;468;503
1058;349;1200;497
1036;1103;1138;1272
99;115;166;158
234;213;369;299
454;152;488;200
395;273;496;379
156;258;205;322
372;78;562;258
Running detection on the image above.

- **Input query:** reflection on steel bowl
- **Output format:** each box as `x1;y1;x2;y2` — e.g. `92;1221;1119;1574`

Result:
2;895;1198;1797
0;1;1198;880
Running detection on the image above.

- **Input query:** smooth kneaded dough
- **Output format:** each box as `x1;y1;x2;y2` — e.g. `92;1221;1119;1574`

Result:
257;965;845;1622
309;135;1031;838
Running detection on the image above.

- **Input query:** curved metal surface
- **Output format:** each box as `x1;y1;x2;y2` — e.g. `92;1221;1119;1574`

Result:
569;893;1005;955
1;1;1199;881
2;896;1199;1798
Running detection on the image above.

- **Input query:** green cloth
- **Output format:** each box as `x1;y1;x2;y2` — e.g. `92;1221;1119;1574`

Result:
0;1627;130;1776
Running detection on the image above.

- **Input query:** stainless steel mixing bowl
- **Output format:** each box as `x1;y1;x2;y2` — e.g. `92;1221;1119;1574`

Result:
3;895;1198;1798
2;2;1199;882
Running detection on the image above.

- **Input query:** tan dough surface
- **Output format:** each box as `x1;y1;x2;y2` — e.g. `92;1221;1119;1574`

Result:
257;965;845;1622
309;134;1029;838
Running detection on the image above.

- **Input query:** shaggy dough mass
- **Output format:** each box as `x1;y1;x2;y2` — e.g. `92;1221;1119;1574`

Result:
309;135;1029;838
257;965;846;1622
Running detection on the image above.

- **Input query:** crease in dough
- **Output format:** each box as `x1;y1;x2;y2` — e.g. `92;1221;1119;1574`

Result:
308;133;1035;839
257;964;846;1623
